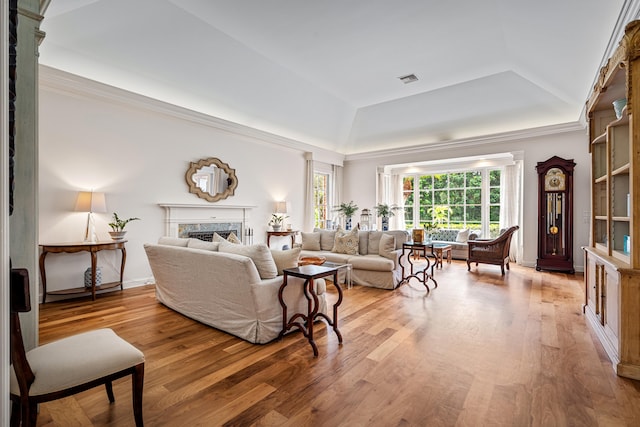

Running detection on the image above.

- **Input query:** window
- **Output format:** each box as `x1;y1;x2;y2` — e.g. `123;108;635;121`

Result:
313;172;330;228
403;168;501;237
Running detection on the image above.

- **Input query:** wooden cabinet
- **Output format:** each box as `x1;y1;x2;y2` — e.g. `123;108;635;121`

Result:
584;20;640;380
585;255;620;357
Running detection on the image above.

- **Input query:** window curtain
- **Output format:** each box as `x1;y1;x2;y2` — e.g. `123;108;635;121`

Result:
304;153;315;231
499;160;523;262
390;174;405;230
377;172;405;230
333;164;343;220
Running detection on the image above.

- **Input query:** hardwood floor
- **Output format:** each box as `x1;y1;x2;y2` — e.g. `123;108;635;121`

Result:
34;261;640;426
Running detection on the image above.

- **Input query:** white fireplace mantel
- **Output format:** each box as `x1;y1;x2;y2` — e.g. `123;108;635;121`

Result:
158;203;256;239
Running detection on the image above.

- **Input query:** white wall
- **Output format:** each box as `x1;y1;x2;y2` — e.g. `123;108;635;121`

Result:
342;127;592;271
38;69;337;299
39;68;592;302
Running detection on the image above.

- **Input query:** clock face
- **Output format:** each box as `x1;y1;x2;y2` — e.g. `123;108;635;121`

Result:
545;168;566;191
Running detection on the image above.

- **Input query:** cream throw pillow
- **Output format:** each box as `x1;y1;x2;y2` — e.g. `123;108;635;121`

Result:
218;241;278;279
213;232;242;244
187;239;220;251
367;231;383;255
314;228;338;251
226;232;242;244
301;232;321;251
332;227;359;255
270;247;302;275
379;233;396;256
456;229;470;243
158;236;189;247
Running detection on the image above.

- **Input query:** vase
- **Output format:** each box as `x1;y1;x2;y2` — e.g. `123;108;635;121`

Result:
345;217;352;230
381;216;389;231
83;266;102;288
108;231;127;241
272;224;282;231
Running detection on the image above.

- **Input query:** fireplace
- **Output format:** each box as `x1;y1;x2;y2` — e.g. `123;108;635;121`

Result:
181;223;241;241
159;203;255;244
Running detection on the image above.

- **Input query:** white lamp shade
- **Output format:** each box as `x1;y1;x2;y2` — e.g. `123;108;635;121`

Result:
75;191;107;213
274;201;289;214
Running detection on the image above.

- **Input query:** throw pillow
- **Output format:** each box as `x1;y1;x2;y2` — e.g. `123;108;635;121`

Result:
456;229;470;243
218;241;278;279
213;232;242;244
314;228;337;251
226;232;242;244
270;247;302;275
379;233;397;264
158;236;189;247
379;233;396;256
367;231;383;255
359;231;369;255
301;232;321;251
187;239;220;251
332;227;359;255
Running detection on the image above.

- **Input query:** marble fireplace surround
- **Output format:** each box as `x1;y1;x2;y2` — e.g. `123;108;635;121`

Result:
159;204;255;243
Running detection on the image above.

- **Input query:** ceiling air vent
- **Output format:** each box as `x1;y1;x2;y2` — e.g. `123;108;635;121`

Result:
398;74;418;84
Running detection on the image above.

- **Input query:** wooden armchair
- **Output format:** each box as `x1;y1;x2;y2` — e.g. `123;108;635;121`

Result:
10;269;145;426
466;226;519;275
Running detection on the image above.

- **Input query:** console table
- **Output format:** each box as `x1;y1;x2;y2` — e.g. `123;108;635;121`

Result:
266;230;298;248
40;240;127;303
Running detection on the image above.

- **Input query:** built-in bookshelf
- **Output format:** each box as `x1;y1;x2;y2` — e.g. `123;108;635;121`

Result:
584;20;640;380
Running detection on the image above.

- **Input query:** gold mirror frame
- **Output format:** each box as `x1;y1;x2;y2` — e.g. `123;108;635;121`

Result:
185;157;238;202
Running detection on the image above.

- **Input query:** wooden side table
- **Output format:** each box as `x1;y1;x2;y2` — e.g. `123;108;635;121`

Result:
39;240;127;303
278;264;344;356
432;243;453;269
266;230;298;248
399;241;437;291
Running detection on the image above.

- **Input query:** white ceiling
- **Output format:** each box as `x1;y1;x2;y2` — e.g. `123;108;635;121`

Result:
39;0;626;154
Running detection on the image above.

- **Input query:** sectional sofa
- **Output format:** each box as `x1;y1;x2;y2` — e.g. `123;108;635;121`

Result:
297;228;410;290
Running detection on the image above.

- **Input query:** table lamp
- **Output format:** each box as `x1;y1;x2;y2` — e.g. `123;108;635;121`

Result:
75;191;107;242
274;201;288;215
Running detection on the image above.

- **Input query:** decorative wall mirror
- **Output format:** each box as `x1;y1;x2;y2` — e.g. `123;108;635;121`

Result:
185;157;238;202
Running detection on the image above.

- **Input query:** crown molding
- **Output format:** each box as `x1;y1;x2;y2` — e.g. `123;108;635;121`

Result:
599;0;640;69
344;122;585;162
39;65;345;166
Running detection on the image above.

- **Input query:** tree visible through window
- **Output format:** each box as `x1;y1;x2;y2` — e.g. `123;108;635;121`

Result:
403;169;501;237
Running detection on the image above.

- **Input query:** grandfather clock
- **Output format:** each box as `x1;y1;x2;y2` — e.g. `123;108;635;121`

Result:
536;156;575;273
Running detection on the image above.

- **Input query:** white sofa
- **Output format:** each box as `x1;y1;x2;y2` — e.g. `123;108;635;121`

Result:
298;229;410;290
144;237;328;344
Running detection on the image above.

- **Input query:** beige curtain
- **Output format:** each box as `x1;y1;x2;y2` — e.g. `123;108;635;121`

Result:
499;160;523;262
304;153;315;232
391;174;405;230
377;171;405;230
333;164;343;217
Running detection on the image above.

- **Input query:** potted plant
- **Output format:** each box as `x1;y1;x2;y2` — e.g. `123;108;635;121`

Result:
374;203;402;231
428;205;450;227
108;213;140;240
424;205;450;239
334;201;359;230
269;213;288;231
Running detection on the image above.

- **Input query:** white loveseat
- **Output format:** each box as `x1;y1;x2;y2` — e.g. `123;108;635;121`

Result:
298;228;410;290
144;237;328;344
